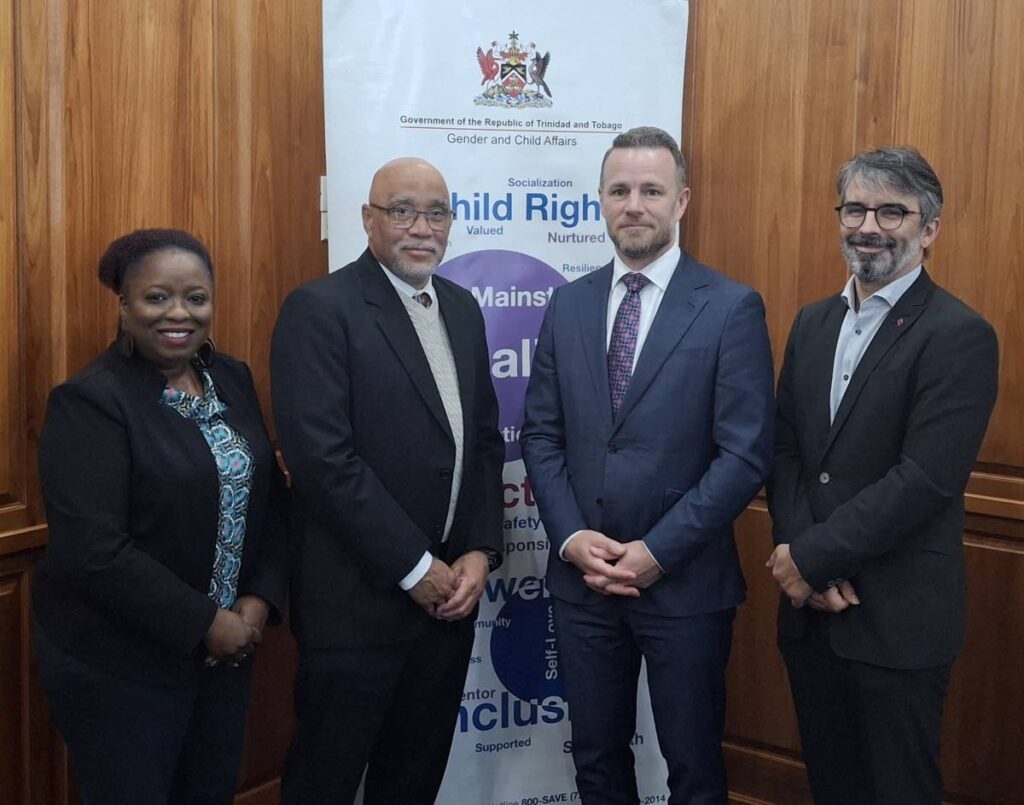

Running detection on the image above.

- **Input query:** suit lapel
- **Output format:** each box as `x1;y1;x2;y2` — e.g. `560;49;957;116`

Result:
359;255;453;440
434;279;475;437
823;270;935;454
805;297;848;453
611;254;708;434
578;263;615;428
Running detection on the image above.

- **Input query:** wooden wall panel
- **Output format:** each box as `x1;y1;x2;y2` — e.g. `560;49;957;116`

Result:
211;0;326;411
0;572;25;797
0;553;65;805
0;0;16;507
1;0;22;524
683;0;902;354
891;0;1024;469
2;0;325;801
62;0;217;377
725;506;800;755
942;530;1024;801
15;0;62;543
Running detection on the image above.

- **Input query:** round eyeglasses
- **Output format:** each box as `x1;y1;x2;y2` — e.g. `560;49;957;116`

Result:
835;203;921;231
367;203;455;230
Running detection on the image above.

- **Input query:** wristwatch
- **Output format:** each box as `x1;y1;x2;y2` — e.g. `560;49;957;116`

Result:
482;548;501;572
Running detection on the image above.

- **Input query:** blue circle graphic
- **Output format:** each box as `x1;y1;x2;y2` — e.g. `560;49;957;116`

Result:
490;590;565;701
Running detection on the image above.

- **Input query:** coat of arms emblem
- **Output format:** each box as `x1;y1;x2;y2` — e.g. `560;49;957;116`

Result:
475;30;553;109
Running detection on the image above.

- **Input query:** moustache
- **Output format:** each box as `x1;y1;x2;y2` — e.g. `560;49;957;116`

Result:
846;233;896;249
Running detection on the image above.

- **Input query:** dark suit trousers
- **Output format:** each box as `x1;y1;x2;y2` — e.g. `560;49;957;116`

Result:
33;622;251;805
554;597;735;805
780;616;952;805
281;613;475;805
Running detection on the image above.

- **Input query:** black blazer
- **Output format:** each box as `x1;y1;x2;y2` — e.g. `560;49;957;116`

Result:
33;345;288;686
768;270;998;669
270;250;504;648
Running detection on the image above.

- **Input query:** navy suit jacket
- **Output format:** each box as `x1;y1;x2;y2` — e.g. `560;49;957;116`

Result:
521;251;775;616
768;269;999;668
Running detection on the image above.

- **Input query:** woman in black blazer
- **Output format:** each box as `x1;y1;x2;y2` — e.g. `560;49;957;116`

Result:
32;229;288;805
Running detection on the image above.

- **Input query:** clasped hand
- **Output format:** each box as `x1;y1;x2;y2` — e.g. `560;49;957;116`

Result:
409;552;490;621
564;530;663;597
204;596;267;665
765;544;860;612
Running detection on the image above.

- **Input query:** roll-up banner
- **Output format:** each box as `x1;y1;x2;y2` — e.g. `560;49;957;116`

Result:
323;3;688;801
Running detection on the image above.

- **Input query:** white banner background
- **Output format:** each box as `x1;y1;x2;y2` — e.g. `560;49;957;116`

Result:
323;3;688;802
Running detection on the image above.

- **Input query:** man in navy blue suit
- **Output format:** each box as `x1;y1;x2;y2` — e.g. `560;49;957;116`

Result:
521;127;774;804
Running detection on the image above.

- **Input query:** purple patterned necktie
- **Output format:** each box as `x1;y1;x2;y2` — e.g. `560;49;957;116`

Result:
607;272;650;417
413;291;432;308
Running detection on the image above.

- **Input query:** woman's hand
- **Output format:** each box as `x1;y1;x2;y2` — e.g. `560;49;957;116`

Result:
204;607;261;661
232;595;270;634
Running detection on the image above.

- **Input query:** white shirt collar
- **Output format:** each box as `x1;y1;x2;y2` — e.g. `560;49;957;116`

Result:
611;245;681;292
378;260;435;302
840;264;922;312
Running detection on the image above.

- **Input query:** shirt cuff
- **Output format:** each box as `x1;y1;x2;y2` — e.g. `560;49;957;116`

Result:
398;551;433;590
559;530;585;560
640;541;665;573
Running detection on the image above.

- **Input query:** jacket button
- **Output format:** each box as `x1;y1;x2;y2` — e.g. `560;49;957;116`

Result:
819;471;831;484
596;497;603;506
440;468;452;480
434;525;444;537
607;444;618;454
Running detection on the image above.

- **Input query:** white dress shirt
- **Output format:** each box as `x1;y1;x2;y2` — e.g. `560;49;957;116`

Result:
830;265;922;423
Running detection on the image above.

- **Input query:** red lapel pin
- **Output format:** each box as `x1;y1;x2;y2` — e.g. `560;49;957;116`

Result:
896;317;905;327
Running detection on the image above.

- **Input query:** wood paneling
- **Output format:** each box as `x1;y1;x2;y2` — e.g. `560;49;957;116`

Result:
0;552;64;805
62;0;216;375
1;0;22;521
0;573;25;796
725;506;800;755
892;0;1024;469
1;0;323;801
942;534;1024;801
1;0;1021;802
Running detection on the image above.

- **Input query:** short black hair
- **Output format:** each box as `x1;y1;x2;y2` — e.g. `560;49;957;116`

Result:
98;229;214;293
600;126;688;188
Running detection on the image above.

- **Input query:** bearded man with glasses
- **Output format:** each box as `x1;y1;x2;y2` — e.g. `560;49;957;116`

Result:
767;147;999;804
271;157;504;804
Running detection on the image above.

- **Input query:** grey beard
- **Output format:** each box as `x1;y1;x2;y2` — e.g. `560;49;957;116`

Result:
385;253;439;288
840;234;914;285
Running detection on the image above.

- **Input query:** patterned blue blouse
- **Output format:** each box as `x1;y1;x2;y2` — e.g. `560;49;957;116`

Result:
160;368;254;609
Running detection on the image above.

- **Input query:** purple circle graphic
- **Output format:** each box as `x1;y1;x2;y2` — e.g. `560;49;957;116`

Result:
439;250;567;461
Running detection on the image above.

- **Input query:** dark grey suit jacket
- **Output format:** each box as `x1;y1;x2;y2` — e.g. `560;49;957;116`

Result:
769;269;999;669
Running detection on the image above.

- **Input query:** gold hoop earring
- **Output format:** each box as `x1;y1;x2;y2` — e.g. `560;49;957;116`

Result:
196;337;216;367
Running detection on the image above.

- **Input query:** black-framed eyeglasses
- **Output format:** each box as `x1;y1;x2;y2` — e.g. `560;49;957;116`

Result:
835;203;920;231
367;203;455;230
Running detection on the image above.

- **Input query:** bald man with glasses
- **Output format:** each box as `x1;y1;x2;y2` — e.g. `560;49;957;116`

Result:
271;157;504;804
